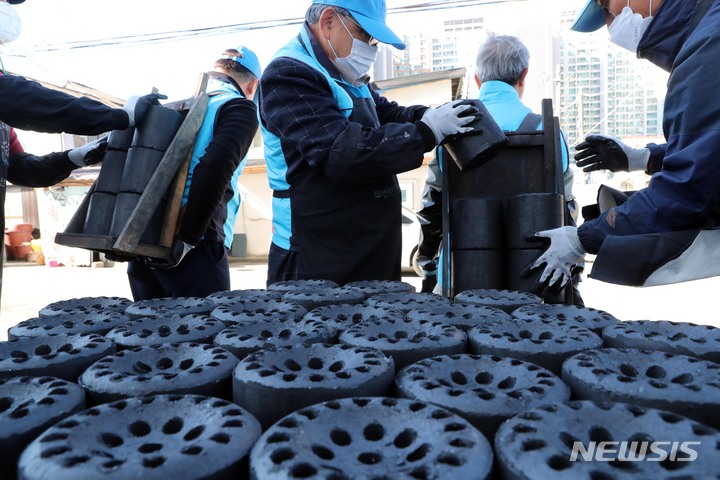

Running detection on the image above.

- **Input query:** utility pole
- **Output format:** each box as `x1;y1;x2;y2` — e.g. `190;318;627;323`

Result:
577;86;584;142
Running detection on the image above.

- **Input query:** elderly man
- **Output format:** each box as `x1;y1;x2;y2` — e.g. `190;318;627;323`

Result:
127;46;262;299
416;34;582;303
258;0;480;286
530;0;720;288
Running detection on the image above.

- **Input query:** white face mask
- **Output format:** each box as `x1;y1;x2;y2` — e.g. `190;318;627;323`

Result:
0;2;22;45
608;1;653;54
328;15;378;86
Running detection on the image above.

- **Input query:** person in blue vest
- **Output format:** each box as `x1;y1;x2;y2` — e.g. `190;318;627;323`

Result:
128;47;261;300
416;34;582;304
529;0;720;289
259;0;480;286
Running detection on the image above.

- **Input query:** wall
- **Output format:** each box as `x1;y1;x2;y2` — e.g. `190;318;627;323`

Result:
235;163;273;259
36;186;95;267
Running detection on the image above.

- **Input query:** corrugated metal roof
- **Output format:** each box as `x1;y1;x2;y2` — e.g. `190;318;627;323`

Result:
373;67;466;91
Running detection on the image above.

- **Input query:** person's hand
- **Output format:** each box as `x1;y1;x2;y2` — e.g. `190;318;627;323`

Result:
420;99;480;145
574;134;650;173
525;226;585;290
144;237;194;270
416;256;439;293
68;137;108;166
123;93;168;128
104;251;135;263
420;266;438;293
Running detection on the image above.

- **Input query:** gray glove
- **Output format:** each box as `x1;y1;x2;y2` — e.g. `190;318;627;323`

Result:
527;226;585;289
68;137;108;166
123;92;168;128
420;99;479;145
575;134;650;173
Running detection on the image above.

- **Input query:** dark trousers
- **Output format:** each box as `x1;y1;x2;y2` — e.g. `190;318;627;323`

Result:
266;242;303;287
127;240;230;301
266;240;402;288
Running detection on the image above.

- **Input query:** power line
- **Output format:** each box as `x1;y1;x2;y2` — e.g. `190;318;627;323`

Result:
6;0;506;54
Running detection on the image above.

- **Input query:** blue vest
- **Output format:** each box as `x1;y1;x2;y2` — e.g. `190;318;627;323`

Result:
183;78;248;249
261;27;372;250
479;81;569;172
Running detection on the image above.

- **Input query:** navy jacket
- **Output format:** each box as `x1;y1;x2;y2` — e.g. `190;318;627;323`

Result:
578;0;720;253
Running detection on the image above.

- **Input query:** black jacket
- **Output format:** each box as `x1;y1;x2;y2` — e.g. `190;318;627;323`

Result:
0;74;129;300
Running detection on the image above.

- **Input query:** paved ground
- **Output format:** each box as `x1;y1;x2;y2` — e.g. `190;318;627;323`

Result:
2;258;719;341
0;258;277;339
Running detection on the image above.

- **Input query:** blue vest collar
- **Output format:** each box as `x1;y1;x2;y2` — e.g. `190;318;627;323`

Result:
206;71;245;97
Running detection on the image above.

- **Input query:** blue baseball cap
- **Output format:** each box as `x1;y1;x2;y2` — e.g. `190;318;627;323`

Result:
571;0;608;32
312;0;406;50
221;46;262;79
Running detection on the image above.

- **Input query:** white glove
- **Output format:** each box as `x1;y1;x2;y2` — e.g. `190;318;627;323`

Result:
530;226;586;288
123;92;168;128
68;137;108;166
420;99;478;145
575;134;650;172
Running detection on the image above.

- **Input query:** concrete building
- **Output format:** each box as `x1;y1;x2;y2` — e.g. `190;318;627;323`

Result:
389;0;564;118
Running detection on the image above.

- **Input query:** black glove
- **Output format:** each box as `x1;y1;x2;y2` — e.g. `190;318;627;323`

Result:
144;236;194;270
418;256;439;293
68;137;108;166
123;93;168;128
574;134;649;172
104;251;135;263
420;274;437;293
